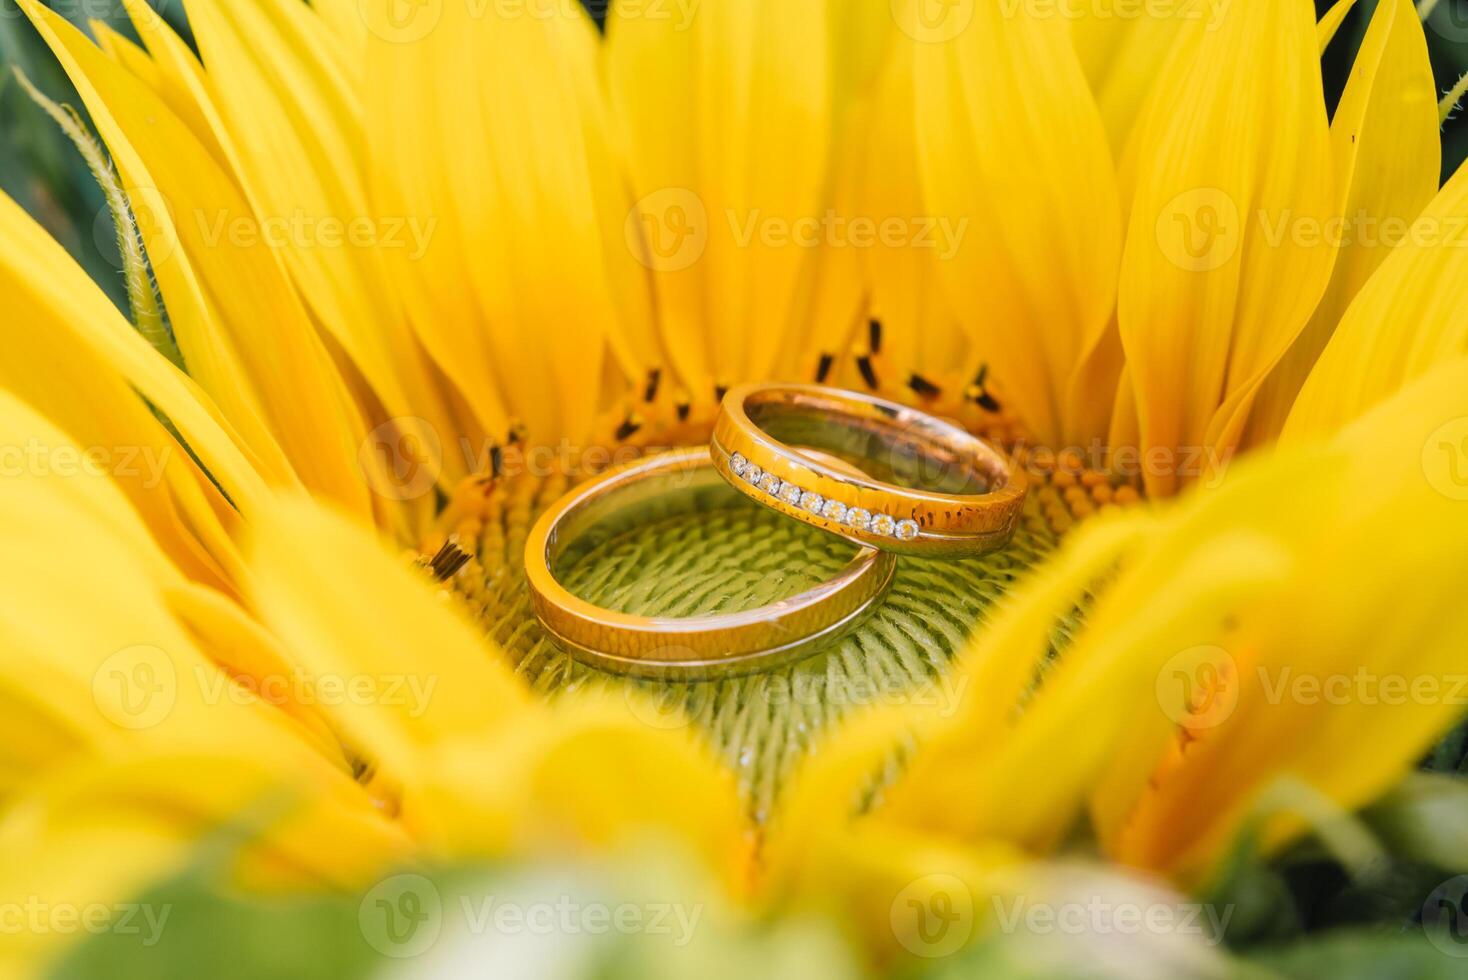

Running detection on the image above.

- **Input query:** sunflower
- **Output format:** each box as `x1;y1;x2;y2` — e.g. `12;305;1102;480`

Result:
3;0;1468;975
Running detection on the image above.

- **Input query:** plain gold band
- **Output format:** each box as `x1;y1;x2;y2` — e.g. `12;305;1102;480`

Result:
711;384;1027;558
524;447;897;679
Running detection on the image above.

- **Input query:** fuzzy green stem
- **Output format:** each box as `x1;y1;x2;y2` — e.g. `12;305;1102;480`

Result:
13;67;184;372
1441;70;1468;126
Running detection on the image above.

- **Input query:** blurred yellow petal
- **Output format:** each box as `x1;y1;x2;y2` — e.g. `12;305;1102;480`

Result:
426;693;746;891
880;513;1156;841
1249;0;1440;443
1118;0;1334;495
0;403;355;797
911;0;1122;447
246;495;533;795
1284;161;1468;441
1111;358;1468;881
608;0;831;398
0;746;409;975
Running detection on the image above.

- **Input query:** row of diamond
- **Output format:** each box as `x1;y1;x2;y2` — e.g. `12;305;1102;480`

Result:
727;452;921;542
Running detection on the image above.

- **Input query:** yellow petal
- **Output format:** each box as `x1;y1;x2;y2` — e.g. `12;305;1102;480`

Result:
0;192;265;583
366;0;647;445
1283;160;1468;441
1109;358;1468;880
911;0;1122;447
0;745;409;974
425;693;746;891
0;400;354;795
22;1;376;522
178;0;464;479
857;42;975;397
91;14;233;172
1248;0;1440;443
1317;0;1360;51
245;495;533;792
607;0;832;399
1071;2;1203;155
1117;0;1334;495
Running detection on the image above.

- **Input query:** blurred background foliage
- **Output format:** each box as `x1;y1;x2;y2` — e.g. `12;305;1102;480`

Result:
2;0;1468;317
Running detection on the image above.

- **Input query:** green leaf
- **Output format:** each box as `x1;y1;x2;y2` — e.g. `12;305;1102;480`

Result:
1240;929;1468;980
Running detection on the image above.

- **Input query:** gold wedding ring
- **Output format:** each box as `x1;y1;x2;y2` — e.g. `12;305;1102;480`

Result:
524;447;896;679
711;384;1027;557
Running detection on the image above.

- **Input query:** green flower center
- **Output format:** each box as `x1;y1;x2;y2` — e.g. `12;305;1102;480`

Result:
446;447;1056;821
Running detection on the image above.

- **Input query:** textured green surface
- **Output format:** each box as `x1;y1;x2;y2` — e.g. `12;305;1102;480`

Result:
456;471;1056;821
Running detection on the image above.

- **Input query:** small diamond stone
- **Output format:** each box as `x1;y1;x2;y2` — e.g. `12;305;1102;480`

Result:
780;482;804;506
729;452;748;476
870;513;896;536
846;507;871;531
821;499;848;522
759;472;782;495
800;490;824;514
895;518;920;541
742;462;763;486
